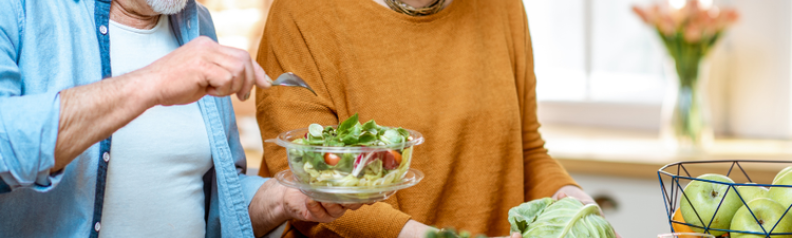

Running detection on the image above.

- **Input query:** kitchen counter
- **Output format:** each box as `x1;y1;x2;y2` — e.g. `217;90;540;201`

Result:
542;125;792;184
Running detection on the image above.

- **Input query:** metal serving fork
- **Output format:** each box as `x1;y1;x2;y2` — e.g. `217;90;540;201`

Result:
269;72;317;96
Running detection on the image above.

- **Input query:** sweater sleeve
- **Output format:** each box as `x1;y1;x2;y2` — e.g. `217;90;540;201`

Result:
512;1;579;201
255;1;411;237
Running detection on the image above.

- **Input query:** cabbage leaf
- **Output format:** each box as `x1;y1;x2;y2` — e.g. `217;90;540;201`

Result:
508;197;616;238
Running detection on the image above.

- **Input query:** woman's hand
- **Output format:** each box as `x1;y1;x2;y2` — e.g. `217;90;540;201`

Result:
248;179;366;236
552;185;622;238
551;185;596;205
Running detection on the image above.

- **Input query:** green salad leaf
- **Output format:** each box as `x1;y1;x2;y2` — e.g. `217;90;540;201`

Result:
297;113;411;147
358;133;377;144
337;113;359;133
362;120;378;131
304;151;328;171
508;197;615;238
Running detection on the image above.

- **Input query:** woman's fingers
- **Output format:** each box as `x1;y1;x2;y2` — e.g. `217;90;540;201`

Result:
553;191;567;200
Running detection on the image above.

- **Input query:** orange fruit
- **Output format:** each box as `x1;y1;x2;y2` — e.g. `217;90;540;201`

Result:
672;207;695;233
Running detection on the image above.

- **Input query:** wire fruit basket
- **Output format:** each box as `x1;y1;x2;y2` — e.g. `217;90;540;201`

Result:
658;160;792;237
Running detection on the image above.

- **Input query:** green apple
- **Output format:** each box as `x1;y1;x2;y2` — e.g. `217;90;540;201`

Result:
736;183;770;205
773;166;792;185
681;173;743;236
730;198;792;238
769;171;792;210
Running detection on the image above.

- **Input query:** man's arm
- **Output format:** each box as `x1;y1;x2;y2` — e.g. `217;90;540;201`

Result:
0;32;269;191
50;36;271;173
51;36;269;172
53;71;154;171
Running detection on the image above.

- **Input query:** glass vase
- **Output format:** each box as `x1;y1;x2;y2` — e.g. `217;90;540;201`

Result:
660;56;714;155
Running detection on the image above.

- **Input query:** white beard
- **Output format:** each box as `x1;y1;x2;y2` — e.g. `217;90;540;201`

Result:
147;0;188;15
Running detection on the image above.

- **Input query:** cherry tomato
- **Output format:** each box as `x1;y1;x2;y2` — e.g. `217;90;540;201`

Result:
390;150;402;165
324;153;341;166
381;150;402;170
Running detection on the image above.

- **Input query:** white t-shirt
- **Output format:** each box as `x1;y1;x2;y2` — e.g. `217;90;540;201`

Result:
99;16;213;238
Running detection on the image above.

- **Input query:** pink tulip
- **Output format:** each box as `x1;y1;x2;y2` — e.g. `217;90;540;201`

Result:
658;15;677;36
632;0;738;43
632;6;651;24
725;10;739;24
684;23;702;42
714;9;738;31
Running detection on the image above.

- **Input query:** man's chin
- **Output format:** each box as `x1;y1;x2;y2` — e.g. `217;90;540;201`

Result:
147;0;188;15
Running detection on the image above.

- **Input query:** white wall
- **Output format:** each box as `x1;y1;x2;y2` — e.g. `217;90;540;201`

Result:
724;0;792;139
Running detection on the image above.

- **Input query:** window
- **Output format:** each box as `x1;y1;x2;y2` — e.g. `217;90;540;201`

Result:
525;0;667;104
525;0;792;139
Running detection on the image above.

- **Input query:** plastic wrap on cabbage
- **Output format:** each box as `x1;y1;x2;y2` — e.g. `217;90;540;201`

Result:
508;197;616;238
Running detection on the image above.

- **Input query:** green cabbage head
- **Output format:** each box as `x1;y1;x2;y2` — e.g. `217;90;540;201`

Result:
508;197;616;238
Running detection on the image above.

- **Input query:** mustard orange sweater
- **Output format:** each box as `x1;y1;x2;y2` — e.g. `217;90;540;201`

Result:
255;0;578;237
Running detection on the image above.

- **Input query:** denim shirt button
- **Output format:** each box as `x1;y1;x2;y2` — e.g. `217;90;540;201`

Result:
187;20;191;29
94;222;101;232
99;25;108;35
102;152;110;162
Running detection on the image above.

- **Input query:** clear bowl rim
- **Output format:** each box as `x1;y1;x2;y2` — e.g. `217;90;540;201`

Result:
270;126;424;153
275;168;424;194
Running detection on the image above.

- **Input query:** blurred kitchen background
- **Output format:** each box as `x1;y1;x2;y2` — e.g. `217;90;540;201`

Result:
199;0;792;236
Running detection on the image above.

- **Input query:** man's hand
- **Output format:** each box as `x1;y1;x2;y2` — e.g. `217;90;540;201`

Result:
137;36;271;106
248;180;365;237
282;188;364;223
53;36;272;172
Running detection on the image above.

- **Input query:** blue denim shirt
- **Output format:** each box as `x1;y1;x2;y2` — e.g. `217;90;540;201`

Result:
0;0;266;237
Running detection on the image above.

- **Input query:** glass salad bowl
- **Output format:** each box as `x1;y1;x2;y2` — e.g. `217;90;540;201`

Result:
275;169;424;204
269;121;425;203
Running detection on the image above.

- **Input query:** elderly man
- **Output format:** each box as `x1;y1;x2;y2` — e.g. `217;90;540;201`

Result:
0;0;360;237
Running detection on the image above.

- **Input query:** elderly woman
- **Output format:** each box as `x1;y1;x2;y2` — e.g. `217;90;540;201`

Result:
255;0;601;237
